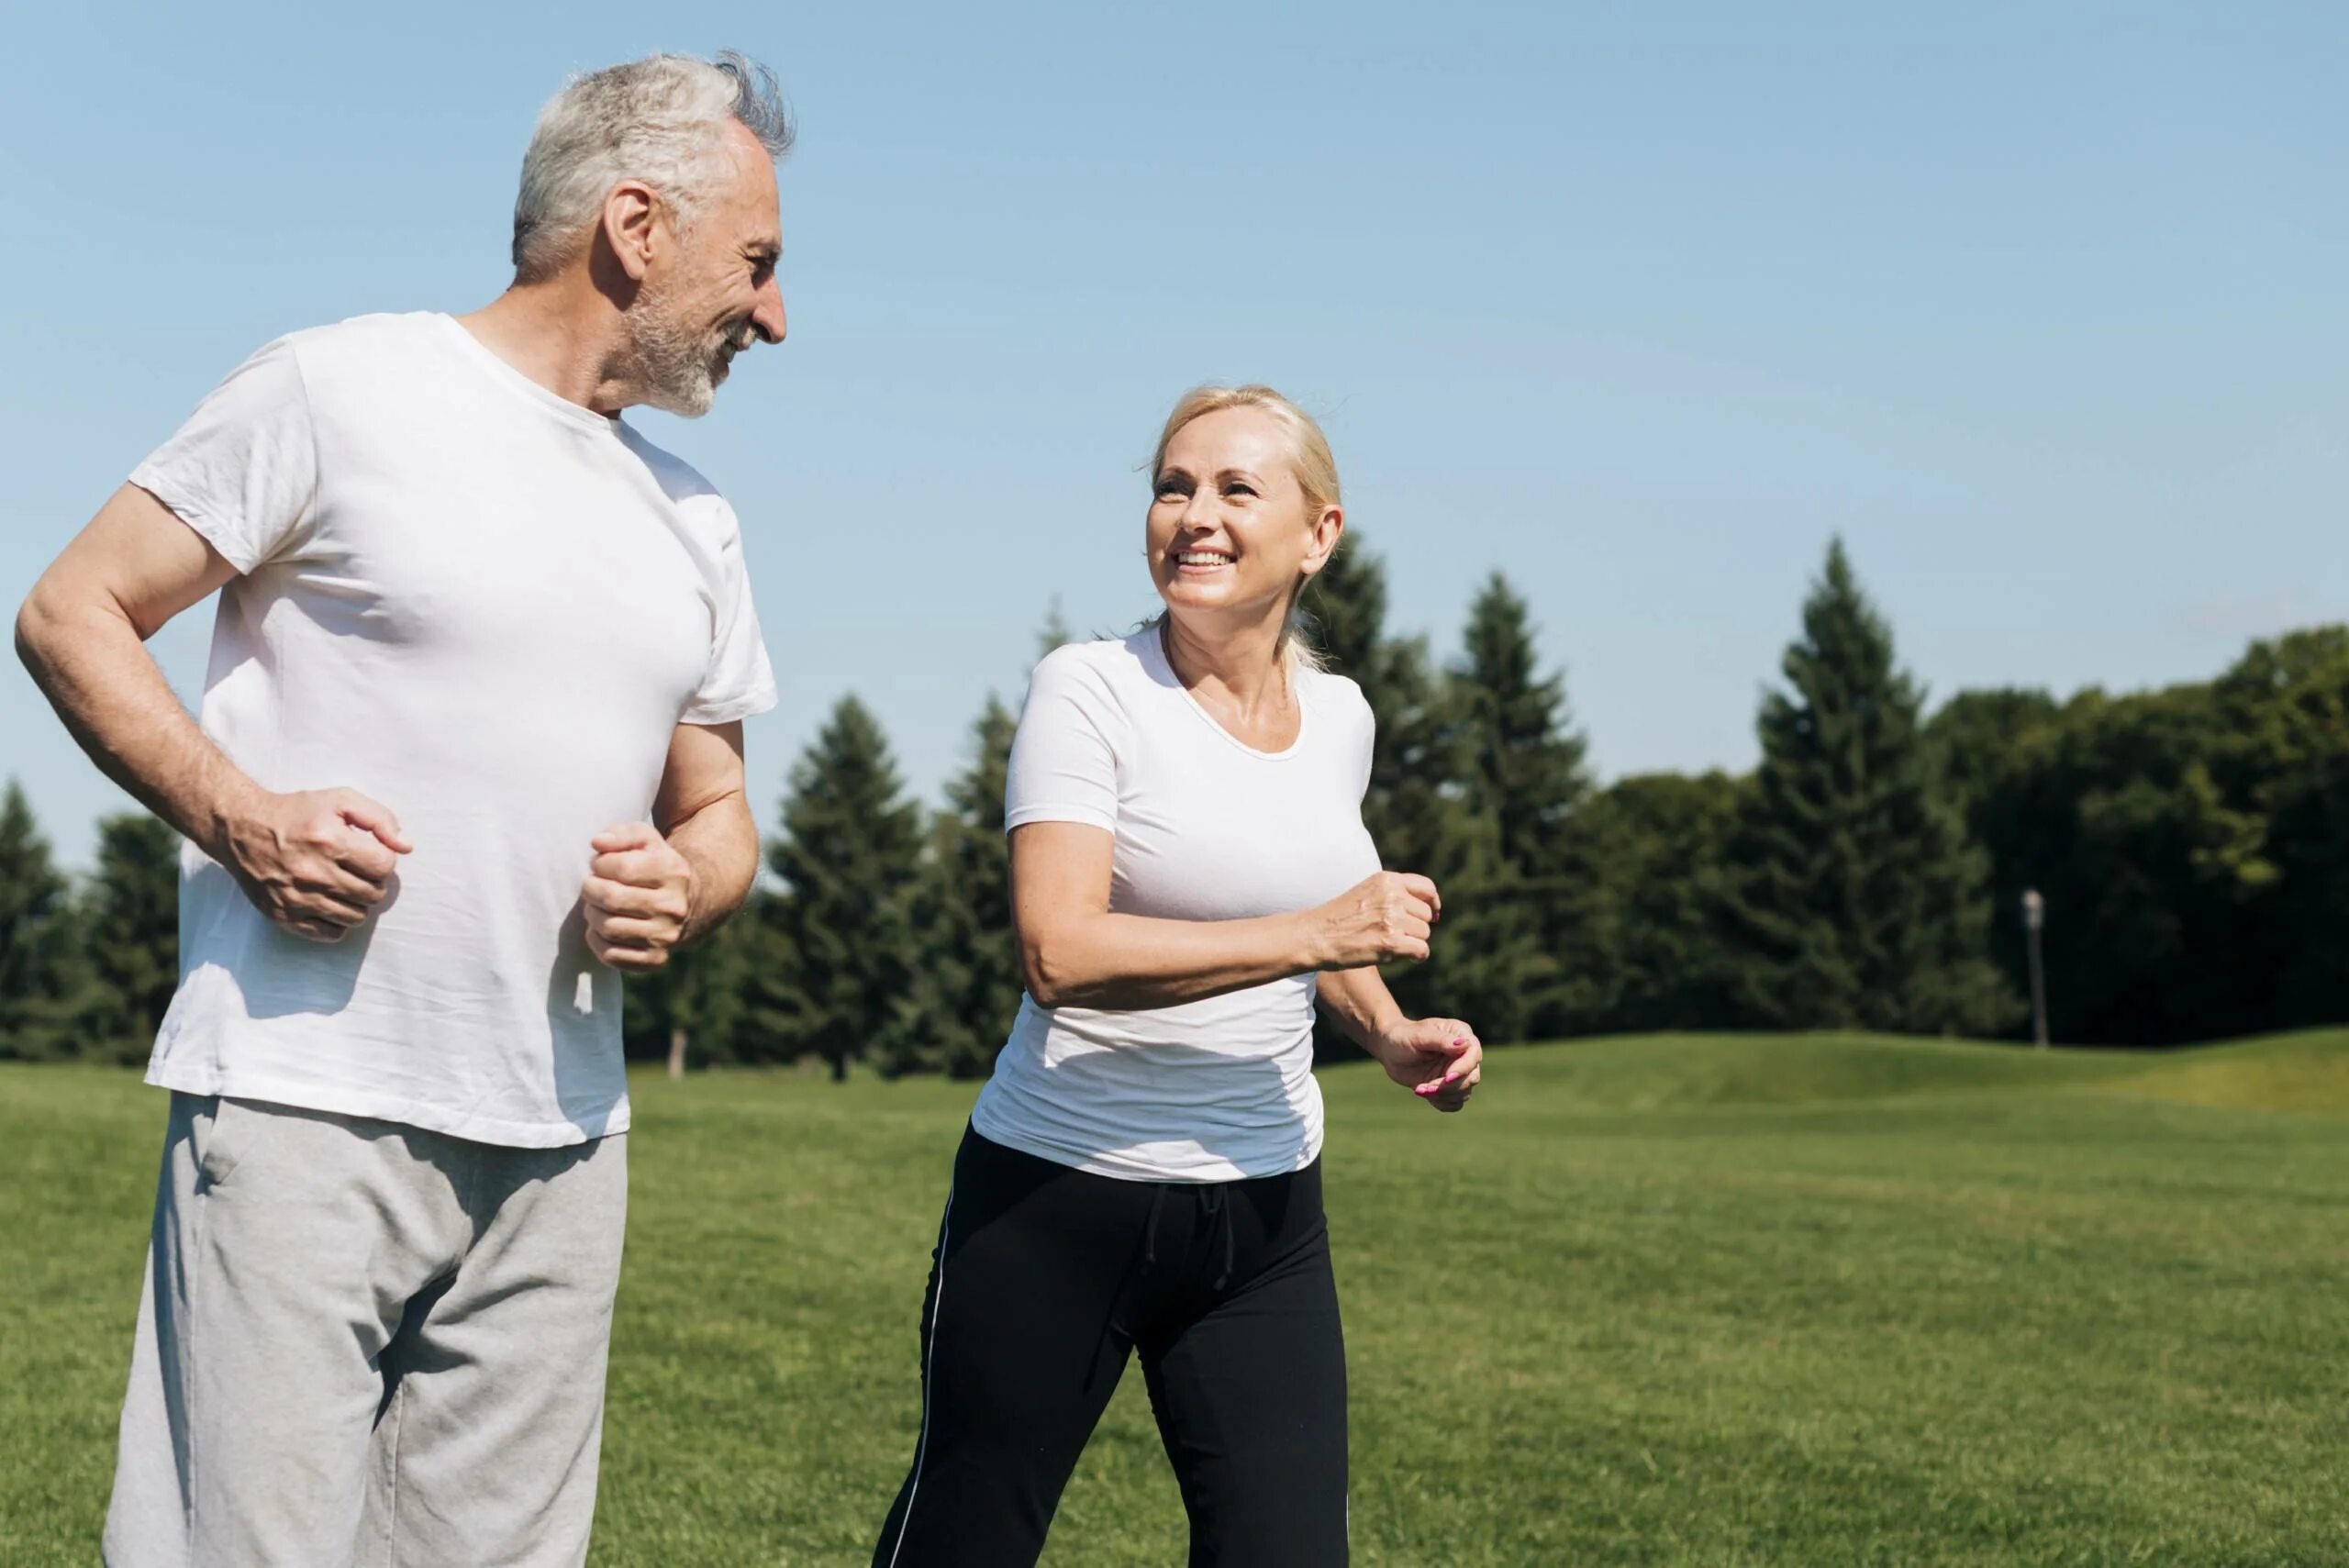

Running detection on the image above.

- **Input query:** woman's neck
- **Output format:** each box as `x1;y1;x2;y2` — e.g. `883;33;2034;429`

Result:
1160;610;1291;720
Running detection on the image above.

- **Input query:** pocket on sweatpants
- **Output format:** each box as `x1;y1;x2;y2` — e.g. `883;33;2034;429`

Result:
192;1095;249;1192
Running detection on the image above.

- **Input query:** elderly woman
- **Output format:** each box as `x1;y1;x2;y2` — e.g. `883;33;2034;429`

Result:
870;385;1483;1568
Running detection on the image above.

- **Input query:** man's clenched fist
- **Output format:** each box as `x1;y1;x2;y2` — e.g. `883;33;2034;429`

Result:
581;821;694;972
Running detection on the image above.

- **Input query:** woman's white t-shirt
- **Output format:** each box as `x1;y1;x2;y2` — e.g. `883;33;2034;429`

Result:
969;630;1383;1183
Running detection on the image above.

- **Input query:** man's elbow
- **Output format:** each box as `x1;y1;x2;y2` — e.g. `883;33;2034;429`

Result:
15;583;61;683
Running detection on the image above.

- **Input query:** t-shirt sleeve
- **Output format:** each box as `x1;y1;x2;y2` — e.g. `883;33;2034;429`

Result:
1344;680;1384;873
1005;648;1125;834
681;499;778;726
128;337;318;573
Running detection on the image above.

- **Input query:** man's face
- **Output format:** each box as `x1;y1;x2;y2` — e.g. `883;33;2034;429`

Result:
629;119;787;417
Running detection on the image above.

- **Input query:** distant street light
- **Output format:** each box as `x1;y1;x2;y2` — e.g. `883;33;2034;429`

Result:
2021;889;2050;1048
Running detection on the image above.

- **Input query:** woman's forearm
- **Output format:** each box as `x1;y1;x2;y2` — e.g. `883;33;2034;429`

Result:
1022;908;1328;1011
1313;964;1407;1054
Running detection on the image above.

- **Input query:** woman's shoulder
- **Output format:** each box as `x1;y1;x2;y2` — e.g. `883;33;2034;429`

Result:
1022;634;1163;734
1030;632;1155;690
1300;664;1375;727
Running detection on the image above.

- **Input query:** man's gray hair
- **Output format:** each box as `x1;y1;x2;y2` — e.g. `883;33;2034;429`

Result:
511;50;793;280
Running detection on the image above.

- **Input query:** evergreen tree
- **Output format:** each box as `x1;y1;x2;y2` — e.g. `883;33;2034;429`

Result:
1449;573;1605;1037
1582;772;1743;1031
1305;530;1387;684
0;782;83;1061
1718;539;2019;1036
1037;596;1075;659
760;697;925;1080
78;812;183;1064
890;696;1022;1079
620;907;773;1070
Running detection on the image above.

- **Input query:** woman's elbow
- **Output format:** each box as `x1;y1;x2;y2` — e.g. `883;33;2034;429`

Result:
1019;931;1076;1010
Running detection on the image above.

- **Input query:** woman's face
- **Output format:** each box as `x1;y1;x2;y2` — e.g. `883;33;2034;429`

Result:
1146;406;1340;632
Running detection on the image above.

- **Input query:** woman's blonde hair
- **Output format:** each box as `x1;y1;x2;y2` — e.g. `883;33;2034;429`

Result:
1146;384;1340;673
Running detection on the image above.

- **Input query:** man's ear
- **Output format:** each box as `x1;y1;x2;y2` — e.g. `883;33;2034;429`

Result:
600;180;663;283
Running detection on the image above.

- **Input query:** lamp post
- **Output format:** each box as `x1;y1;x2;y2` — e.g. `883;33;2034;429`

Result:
2021;889;2049;1048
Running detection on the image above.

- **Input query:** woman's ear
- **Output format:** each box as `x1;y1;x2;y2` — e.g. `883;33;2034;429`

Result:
1298;504;1345;578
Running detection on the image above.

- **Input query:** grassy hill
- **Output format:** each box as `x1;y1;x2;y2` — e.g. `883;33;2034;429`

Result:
4;1031;2343;1565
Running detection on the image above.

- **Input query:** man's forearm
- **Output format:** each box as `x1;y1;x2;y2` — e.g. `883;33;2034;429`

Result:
662;789;760;945
16;588;260;858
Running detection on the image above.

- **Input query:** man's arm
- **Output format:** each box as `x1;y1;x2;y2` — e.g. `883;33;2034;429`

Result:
579;720;757;972
15;484;408;940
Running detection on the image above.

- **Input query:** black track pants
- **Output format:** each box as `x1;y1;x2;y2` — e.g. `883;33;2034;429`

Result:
870;1126;1348;1568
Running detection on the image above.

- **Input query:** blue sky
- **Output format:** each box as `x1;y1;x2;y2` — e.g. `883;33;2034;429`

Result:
4;2;2343;867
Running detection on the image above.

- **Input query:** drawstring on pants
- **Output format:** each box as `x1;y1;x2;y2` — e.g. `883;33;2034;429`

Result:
1138;1183;1237;1291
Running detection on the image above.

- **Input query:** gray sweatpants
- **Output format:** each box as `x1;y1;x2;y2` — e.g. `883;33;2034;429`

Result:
103;1093;629;1568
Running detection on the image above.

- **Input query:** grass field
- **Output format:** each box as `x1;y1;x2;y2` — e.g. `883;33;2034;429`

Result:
4;1031;2345;1565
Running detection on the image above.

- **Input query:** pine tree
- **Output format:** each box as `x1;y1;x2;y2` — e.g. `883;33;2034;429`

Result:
1582;772;1744;1031
1718;539;2020;1036
1037;596;1075;659
1305;530;1387;684
620;907;773;1070
1449;573;1605;1037
78;812;183;1064
0;782;83;1061
760;697;925;1080
890;696;1022;1079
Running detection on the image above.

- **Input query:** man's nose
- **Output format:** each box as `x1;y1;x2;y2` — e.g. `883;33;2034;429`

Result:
751;280;786;345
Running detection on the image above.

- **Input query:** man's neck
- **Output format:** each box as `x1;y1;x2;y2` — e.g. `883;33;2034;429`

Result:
457;281;639;416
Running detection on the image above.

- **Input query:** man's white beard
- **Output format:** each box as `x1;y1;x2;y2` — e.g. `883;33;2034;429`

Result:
628;286;727;418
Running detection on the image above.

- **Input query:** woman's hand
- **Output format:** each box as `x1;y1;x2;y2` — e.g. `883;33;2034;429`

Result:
1309;872;1442;968
1374;1017;1482;1112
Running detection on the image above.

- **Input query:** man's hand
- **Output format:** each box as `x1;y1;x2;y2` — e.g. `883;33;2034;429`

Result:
582;821;695;972
220;788;412;942
1374;1016;1483;1113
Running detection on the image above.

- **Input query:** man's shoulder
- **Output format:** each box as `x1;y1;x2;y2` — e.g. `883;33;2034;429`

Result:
613;423;727;514
272;311;443;364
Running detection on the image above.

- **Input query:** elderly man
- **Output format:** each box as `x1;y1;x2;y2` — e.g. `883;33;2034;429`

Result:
14;50;790;1568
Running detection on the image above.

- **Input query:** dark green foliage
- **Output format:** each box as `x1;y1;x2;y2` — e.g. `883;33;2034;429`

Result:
1308;539;1538;1048
1951;628;2349;1044
757;697;926;1079
620;906;776;1069
1718;540;2020;1036
1448;573;1605;1037
75;813;182;1065
1583;772;1743;1032
0;781;84;1061
889;696;1023;1079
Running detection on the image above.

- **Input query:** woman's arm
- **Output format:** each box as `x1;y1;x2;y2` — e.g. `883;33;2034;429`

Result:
1011;821;1440;1011
1317;962;1484;1113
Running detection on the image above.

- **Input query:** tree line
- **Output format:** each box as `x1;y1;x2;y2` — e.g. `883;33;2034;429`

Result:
5;539;2343;1071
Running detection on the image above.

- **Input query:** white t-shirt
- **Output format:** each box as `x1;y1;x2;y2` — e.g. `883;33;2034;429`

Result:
969;630;1383;1182
132;312;776;1148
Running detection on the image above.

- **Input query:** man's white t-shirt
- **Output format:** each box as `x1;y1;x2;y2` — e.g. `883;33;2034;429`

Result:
132;312;776;1148
969;630;1383;1183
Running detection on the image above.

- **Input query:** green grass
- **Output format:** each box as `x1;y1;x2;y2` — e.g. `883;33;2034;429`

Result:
4;1031;2345;1565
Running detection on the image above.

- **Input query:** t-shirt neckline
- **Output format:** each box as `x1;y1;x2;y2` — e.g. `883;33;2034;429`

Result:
1141;625;1310;762
430;313;626;438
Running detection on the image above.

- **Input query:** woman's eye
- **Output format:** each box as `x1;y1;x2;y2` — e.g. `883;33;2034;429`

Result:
1225;484;1257;499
